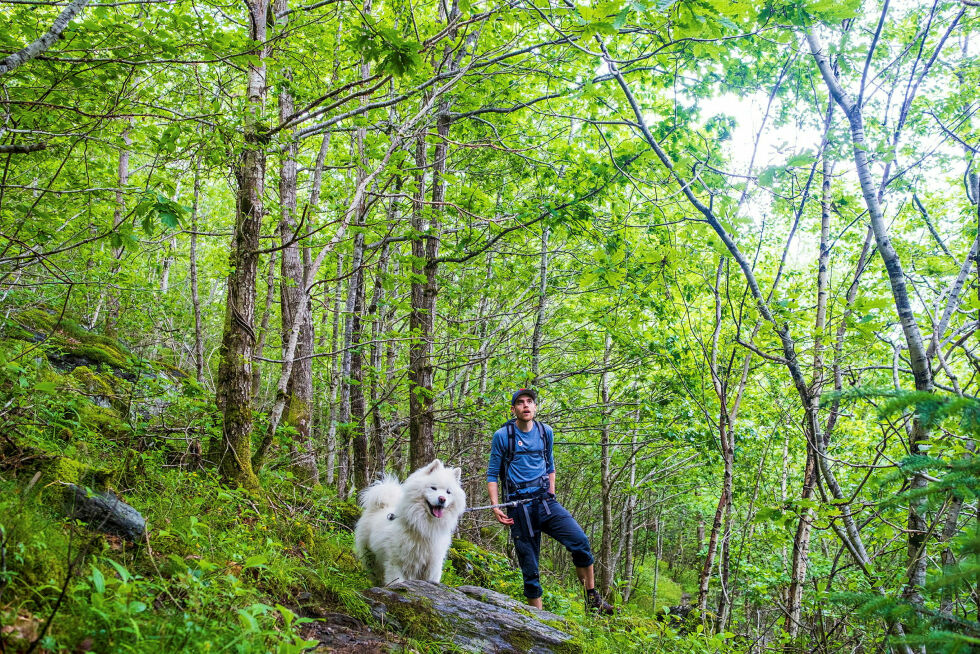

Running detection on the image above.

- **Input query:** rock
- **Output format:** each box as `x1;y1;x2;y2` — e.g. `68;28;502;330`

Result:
65;484;146;541
361;580;580;654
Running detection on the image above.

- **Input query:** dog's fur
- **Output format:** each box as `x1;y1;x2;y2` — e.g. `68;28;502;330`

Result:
354;459;466;585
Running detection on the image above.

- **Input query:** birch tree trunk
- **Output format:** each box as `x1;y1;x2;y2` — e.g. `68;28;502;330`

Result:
786;154;834;642
807;30;936;618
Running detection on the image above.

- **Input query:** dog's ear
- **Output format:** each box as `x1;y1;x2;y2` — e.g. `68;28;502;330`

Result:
452;467;462;483
423;459;443;474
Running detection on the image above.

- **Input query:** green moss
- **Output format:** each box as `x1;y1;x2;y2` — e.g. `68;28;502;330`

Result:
74;403;131;440
15;309;133;370
67;343;131;370
69;366;117;397
45;456;113;490
383;594;447;639
331;500;361;530
16;308;56;333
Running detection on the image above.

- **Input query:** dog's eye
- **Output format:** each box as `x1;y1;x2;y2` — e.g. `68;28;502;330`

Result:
431;486;437;491
446;490;451;494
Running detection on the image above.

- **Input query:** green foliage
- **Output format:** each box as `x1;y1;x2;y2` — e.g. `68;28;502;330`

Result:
349;25;421;77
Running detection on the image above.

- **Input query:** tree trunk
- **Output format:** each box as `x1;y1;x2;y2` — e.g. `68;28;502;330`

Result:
807;31;935;617
270;8;318;483
189;169;205;383
598;334;614;597
531;225;549;385
101;126;131;338
210;0;266;490
368;240;392;476
325;253;344;485
786;153;834;642
252;252;277;399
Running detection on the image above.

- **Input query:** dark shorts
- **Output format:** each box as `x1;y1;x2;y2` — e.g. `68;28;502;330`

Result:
507;495;594;599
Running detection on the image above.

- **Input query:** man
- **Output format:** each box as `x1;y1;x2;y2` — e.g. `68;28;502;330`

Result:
486;388;614;614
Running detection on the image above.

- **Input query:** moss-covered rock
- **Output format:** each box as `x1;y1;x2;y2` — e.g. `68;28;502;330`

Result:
44;455;114;490
11;308;134;374
74;402;131;441
362;580;580;653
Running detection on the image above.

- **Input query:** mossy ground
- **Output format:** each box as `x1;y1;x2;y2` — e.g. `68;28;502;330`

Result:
0;314;733;654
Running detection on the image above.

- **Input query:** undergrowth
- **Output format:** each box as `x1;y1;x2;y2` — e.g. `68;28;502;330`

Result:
0;315;737;653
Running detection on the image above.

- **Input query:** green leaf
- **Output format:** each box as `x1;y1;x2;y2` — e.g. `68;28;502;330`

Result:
107;558;132;583
91;566;105;594
34;381;58;393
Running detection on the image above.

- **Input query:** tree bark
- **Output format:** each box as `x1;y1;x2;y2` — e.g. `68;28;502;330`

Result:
189;169;205;383
785;150;834;642
252;252;277;399
598;334;614;597
0;0;90;76
531;225;550;385
210;0;267;490
807;30;936;615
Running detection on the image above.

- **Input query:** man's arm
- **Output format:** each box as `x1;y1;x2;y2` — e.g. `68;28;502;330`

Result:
547;472;556;496
487;481;514;525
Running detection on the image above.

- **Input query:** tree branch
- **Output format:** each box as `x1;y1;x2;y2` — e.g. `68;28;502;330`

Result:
0;0;90;76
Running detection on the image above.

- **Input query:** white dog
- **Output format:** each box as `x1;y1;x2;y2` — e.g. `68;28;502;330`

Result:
354;459;466;585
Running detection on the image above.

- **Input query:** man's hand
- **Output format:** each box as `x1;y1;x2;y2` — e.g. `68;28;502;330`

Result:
493;507;514;525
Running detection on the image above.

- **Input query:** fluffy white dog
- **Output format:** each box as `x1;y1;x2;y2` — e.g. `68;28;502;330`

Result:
354;459;466;585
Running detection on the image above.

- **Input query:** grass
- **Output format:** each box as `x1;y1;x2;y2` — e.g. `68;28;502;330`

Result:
0;323;739;654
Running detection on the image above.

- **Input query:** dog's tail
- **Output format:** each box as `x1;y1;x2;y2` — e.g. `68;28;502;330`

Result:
358;474;402;514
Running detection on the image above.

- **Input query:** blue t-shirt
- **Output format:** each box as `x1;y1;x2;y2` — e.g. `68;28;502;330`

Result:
486;421;555;489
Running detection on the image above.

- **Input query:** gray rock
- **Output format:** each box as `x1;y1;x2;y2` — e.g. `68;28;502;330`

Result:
361;580;580;654
66;484;146;541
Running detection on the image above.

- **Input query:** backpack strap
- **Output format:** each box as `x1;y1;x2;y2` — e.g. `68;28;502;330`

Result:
498;420;517;502
537;421;554;473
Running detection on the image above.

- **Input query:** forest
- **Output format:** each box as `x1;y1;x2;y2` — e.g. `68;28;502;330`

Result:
1;0;978;651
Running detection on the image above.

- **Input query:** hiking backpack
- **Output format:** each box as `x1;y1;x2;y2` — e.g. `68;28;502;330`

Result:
497;419;554;502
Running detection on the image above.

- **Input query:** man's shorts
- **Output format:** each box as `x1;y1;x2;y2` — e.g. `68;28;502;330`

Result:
506;495;594;599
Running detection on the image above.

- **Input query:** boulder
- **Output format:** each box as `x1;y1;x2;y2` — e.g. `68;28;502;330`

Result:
361;580;580;654
65;484;146;541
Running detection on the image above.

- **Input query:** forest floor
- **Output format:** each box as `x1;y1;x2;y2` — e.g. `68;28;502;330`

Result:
0;308;705;653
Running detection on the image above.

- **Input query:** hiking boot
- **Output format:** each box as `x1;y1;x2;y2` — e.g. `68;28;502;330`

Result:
585;588;615;615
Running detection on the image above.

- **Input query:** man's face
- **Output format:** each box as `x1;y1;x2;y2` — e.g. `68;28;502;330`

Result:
512;394;537;421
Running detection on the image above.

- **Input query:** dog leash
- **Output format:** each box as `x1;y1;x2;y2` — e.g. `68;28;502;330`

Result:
464;498;534;513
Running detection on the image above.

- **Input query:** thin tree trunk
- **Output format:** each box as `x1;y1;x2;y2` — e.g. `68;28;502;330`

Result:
598;334;614;597
368;240;392;476
786;153;834;642
267;2;318;483
252;252;277;400
190;169;205;383
808;31;936;618
531;225;549;385
101;126;131;338
698;259;732;615
325;253;344;485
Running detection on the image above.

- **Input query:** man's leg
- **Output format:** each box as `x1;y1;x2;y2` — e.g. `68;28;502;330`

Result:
540;499;615;614
509;506;545;607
